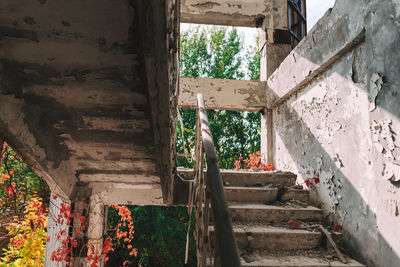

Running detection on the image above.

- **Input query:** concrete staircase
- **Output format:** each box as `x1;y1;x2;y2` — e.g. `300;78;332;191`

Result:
213;170;365;267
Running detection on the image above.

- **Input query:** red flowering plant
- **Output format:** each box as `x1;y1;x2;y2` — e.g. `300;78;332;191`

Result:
49;198;136;267
108;205;138;262
234;151;274;171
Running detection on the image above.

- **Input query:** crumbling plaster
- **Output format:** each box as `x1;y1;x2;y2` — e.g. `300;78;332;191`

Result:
269;0;400;266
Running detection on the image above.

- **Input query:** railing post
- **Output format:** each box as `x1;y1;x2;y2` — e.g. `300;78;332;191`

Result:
197;94;241;267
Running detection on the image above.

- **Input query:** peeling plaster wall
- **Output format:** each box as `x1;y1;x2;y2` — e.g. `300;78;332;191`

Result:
270;0;400;266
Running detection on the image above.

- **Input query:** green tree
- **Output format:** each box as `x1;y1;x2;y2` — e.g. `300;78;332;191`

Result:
178;26;261;169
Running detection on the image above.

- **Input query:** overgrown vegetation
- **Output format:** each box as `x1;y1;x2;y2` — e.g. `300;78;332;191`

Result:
0;142;50;266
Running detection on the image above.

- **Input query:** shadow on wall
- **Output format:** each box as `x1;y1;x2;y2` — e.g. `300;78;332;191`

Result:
275;95;400;266
269;0;400;266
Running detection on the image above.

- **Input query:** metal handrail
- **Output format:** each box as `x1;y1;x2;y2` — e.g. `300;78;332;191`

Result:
187;94;241;267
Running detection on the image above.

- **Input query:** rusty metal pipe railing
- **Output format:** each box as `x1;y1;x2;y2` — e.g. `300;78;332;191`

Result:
186;94;241;267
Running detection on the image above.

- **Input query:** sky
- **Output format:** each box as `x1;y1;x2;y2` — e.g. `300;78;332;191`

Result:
306;0;336;32
181;0;336;47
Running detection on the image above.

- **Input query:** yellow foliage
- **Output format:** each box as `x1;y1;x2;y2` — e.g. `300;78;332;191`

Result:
0;197;48;266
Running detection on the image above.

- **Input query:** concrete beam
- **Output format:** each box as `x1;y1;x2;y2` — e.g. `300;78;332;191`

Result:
179;77;267;111
89;182;163;206
79;173;161;184
180;0;288;29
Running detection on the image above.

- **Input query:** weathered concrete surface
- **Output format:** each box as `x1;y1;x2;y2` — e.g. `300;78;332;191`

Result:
267;0;400;266
229;204;323;223
88;182;163;206
240;257;365;267
211;225;322;251
135;0;179;205
179;77;267;111
0;0;178;204
86;194;104;267
180;0;287;29
45;192;69;267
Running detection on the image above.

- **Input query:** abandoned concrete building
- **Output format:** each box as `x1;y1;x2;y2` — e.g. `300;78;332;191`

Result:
0;0;399;266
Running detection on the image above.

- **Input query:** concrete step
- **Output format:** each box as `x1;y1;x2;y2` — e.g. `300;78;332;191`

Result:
281;188;309;202
225;187;278;204
221;170;297;187
229;204;323;223
176;168;297;187
210;225;321;251
240;255;365;267
225;187;309;204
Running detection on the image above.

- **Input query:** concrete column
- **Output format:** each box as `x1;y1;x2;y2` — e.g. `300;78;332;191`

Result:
44;192;69;267
259;29;291;165
86;194;105;267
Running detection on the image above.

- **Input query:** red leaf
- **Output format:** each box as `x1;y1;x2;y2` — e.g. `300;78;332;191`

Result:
288;220;300;229
333;224;343;232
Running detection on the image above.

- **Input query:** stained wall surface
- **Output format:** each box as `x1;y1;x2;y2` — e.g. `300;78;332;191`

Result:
268;0;400;266
0;0;179;205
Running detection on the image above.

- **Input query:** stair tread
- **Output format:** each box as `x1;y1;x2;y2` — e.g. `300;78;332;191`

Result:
211;225;321;235
229;204;321;211
225;186;278;191
177;168;297;187
241;255;365;266
219;169;296;175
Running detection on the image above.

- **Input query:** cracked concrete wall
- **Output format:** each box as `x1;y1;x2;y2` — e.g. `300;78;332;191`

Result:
269;0;400;266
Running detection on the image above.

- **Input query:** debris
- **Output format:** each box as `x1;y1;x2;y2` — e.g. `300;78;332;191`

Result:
288;220;300;229
319;225;347;264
